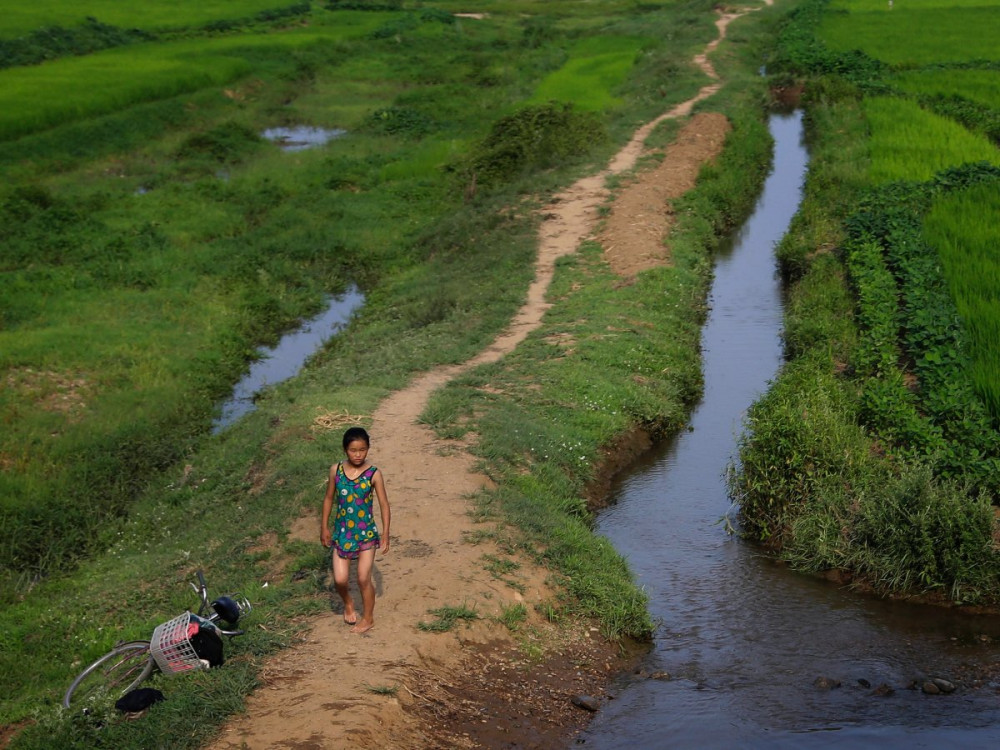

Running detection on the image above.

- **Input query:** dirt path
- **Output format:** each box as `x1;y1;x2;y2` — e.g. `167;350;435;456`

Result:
214;7;756;749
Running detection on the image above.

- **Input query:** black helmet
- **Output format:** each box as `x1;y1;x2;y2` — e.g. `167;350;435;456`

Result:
211;596;242;625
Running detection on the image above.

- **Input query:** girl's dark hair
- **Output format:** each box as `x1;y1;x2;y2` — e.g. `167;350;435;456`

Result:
342;426;370;450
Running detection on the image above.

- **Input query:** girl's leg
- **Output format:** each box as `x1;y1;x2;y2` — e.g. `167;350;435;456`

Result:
352;547;377;634
332;553;357;624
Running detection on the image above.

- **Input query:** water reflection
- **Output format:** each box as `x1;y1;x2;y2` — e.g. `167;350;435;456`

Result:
580;112;1000;747
261;126;346;152
213;285;363;432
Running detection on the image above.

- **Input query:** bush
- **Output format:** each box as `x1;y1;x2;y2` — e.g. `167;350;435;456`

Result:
176;121;263;164
363;106;435;138
465;102;606;189
787;465;1000;601
0;18;154;70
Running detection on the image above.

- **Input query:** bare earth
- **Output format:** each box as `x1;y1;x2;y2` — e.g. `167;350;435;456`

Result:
214;9;749;750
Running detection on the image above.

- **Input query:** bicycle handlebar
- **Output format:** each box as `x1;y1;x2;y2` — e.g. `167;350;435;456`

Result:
195;570;209;617
213;627;245;637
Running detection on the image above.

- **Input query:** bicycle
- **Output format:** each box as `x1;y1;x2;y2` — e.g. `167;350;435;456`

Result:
62;570;251;710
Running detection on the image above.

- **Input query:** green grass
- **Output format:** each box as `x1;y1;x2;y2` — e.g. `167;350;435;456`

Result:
925;183;1000;420
0;18;387;141
732;0;1000;603
863;96;1000;183
829;0;998;9
819;6;1000;65
0;0;308;37
892;69;1000;110
529;35;651;111
0;0;791;745
429;0;674;18
495;602;529;632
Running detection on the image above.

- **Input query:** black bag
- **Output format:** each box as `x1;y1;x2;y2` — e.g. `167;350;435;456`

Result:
115;687;165;713
190;625;224;667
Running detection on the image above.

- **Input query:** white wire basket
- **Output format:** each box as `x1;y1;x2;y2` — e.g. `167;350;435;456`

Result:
150;612;205;676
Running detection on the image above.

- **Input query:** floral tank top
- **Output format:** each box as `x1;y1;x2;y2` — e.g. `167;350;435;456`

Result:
332;464;380;559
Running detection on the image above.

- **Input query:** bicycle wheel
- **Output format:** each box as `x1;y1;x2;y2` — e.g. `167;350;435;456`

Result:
62;641;156;710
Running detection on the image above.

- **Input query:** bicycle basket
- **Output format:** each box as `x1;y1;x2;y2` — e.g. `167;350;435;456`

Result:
150;612;207;676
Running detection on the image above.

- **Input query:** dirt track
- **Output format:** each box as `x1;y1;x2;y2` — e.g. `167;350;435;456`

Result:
213;7;755;748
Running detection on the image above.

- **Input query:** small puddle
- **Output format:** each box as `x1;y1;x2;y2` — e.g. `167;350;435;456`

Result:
261;126;346;152
213;285;364;432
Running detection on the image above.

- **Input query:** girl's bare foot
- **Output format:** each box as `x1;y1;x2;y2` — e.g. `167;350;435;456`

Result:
350;620;374;634
343;605;358;625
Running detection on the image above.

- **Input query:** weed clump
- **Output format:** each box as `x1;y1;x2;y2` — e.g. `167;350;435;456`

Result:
176;121;262;164
364;106;435;138
465;102;606;189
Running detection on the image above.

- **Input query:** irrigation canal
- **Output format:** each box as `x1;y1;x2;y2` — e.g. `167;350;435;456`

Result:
213;284;363;432
578;110;1000;748
210;110;1000;747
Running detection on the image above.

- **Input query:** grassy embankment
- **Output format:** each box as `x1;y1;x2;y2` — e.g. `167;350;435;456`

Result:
730;0;1000;602
1;0;787;745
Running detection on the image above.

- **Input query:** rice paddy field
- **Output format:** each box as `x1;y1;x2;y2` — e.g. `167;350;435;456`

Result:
924;183;1000;420
863;96;998;183
0;14;391;140
818;0;1000;412
820;0;1000;421
821;0;1000;65
733;0;1000;598
815;0;1000;419
528;35;652;110
891;69;1000;109
0;0;308;37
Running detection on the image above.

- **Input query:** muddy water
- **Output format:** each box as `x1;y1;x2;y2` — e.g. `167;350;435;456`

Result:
213;285;363;432
580;111;1000;747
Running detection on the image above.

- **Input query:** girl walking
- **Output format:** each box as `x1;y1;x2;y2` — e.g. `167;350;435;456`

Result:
321;427;391;634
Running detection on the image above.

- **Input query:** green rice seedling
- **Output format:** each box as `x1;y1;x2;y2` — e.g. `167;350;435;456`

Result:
0;0;309;38
924;182;1000;420
529;35;651;112
892;69;1000;111
0;21;386;142
829;0;998;10
0;46;250;141
819;5;1000;65
431;0;671;20
863;97;999;184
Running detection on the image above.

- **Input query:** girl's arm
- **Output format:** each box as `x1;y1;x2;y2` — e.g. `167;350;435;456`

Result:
373;469;391;553
320;464;338;548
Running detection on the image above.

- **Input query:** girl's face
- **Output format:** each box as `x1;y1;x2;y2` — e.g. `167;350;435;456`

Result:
344;439;369;467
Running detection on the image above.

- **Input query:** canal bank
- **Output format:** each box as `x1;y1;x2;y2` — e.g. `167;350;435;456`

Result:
580;110;1000;748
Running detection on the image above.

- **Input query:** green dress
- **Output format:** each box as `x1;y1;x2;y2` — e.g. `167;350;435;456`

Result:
332;464;380;559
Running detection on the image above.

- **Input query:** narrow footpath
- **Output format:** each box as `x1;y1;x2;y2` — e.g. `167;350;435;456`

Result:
214;6;761;748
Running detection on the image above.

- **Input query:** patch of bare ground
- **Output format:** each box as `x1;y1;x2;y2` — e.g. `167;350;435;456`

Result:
4;367;90;421
211;8;755;750
599;112;730;277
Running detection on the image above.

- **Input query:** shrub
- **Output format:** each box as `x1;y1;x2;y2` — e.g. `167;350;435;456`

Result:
363;106;435;138
176;121;263;164
465;102;606;189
